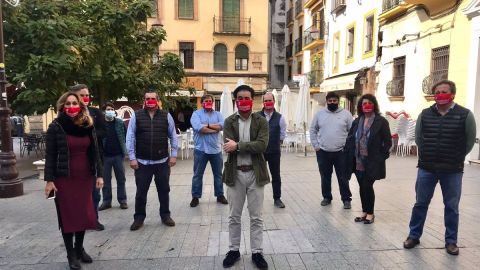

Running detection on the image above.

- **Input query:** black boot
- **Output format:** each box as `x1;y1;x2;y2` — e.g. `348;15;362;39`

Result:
75;231;92;263
67;250;81;269
75;246;93;263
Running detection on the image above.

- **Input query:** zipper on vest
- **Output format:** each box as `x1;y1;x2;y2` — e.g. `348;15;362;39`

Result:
150;116;154;160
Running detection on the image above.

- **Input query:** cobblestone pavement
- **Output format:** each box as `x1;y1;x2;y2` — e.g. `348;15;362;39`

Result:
1;152;479;269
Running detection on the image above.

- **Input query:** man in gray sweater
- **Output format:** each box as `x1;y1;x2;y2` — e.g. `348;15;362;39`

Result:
310;92;353;209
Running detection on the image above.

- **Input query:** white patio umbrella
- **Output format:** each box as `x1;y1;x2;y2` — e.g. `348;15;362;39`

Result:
271;89;280;110
295;76;311;156
279;84;290;128
220;86;234;118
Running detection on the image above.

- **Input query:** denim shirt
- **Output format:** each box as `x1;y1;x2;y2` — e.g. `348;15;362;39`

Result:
190;109;224;154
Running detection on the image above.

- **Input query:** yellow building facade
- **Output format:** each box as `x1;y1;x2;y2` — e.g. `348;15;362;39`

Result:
150;0;269;108
377;0;471;118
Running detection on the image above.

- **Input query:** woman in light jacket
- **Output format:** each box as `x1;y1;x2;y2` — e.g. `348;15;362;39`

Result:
345;94;391;224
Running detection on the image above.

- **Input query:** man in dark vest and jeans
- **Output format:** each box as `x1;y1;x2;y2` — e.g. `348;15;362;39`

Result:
126;91;178;230
404;80;476;255
257;92;287;208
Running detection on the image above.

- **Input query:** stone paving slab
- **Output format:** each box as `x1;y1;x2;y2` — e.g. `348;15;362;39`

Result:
1;152;479;269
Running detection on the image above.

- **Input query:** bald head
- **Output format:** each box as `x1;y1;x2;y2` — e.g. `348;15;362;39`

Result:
262;92;275;102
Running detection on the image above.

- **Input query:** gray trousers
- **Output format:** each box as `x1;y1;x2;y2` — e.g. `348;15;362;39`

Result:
227;170;265;253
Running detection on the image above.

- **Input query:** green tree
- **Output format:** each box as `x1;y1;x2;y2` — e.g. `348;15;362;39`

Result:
4;0;185;114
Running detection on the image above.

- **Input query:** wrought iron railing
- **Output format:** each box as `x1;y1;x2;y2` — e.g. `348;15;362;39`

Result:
295;0;303;17
422;72;448;95
287;8;294;25
386;79;404;96
286;43;293;58
382;0;402;13
308;69;324;87
295;38;303;54
332;0;346;13
303;22;325;48
213;16;251;35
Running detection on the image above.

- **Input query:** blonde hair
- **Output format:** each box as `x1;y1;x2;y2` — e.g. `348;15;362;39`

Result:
56;92;93;127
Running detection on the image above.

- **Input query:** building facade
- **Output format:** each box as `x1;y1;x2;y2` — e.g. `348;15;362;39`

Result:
376;0;470;118
321;0;382;114
150;0;269;109
269;0;287;89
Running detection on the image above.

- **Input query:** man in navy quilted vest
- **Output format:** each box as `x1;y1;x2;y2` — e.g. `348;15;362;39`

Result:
404;80;476;255
257;92;287;208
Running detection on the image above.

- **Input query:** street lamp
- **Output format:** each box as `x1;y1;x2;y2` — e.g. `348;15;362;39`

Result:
0;0;22;198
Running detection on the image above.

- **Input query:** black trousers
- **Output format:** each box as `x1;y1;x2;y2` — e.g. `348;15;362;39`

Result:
315;149;352;201
134;162;171;221
264;152;282;199
62;231;85;254
355;170;375;214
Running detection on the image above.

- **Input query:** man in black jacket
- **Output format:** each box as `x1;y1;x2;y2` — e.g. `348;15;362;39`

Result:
403;80;476;255
69;84;107;231
257;92;287;208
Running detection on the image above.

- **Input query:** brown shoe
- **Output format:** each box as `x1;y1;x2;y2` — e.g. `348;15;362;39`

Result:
403;237;420;249
130;220;144;231
446;243;459;255
217;195;228;204
162;217;175;227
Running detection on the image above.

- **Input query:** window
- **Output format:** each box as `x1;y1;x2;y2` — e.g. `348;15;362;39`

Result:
178;0;194;19
214;44;228;71
179;42;194;69
431;45;450;83
275;65;285;85
235;44;248;70
288;65;292;81
346;24;355;62
223;0;240;32
333;32;340;73
392;56;406;95
297;60;302;75
363;13;374;56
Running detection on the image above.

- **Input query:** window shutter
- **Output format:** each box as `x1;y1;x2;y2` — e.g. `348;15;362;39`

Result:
214;44;228;71
179;0;194;19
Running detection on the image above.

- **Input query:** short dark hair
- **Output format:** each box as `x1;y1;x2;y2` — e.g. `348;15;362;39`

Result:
357;94;380;116
102;102;115;110
326;92;340;101
432;80;456;94
233;85;255;99
144;90;158;99
69;84;88;92
201;94;214;102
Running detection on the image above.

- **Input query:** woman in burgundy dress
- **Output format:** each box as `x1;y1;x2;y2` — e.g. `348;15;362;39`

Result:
44;92;103;270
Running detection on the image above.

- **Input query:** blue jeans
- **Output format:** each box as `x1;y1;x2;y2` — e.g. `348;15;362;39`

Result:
315;149;351;202
191;150;224;198
102;154;127;204
408;169;463;244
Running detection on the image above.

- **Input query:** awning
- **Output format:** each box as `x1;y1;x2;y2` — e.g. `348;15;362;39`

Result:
320;72;358;92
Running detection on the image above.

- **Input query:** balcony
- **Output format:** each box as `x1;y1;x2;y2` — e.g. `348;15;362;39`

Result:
213;16;251;36
403;0;458;17
295;0;304;18
386;79;405;101
286;43;293;59
287;8;294;26
304;0;321;9
294;37;303;55
331;0;346;14
308;69;324;88
303;22;325;50
379;0;413;24
422;72;448;96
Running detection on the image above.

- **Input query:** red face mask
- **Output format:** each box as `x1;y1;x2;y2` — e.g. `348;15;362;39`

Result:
362;103;374;113
203;101;213;110
64;107;81;118
236;99;253;113
82;96;90;105
263;101;275;110
144;99;158;109
434;93;453;105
